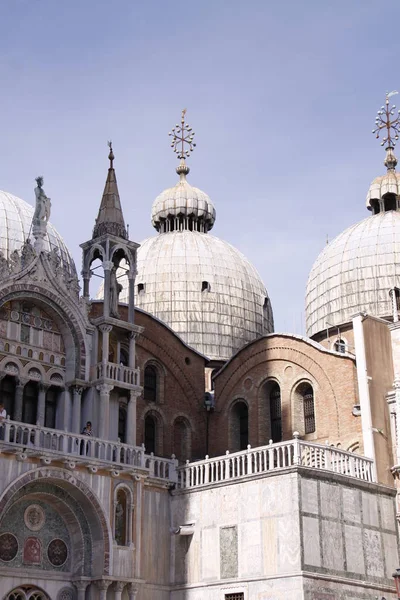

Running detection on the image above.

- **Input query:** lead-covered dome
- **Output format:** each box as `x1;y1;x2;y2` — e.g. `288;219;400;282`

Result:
120;230;273;360
306;211;400;337
0;190;76;274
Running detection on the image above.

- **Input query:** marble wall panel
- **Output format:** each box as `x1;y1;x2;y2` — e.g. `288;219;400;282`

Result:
380;496;396;531
321;520;344;572
344;524;365;575
382;532;399;579
239;520;262;577
201;527;219;580
362;492;379;527
220;526;238;579
320;482;340;520
364;529;384;578
303;516;321;567
342;488;361;524
301;478;319;514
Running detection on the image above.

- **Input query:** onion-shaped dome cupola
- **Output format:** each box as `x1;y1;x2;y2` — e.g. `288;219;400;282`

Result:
118;110;274;360
306;92;400;338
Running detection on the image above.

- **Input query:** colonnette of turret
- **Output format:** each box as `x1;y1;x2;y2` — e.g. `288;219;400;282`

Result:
0;101;400;599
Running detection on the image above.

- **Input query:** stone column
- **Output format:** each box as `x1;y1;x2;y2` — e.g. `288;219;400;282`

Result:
100;324;113;364
71;386;84;434
14;379;26;422
73;581;87;600
126;390;139;446
94;579;110;600
82;269;90;298
128;269;137;323
37;383;49;426
390;288;399;323
129;332;136;369
103;260;113;318
127;584;138;600
113;581;125;600
97;384;113;439
395;377;400;465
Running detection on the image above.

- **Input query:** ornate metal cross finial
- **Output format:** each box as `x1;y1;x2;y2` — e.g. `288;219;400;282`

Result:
168;109;196;160
107;140;114;168
372;91;400;148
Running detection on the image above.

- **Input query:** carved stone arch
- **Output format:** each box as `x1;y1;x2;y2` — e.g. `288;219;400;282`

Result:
3;585;50;600
23;361;46;382
142;407;165;455
0;287;89;381
0;467;112;577
110;244;134;268
290;377;316;438
142;358;166;404
47;367;65;385
0;356;23;376
84;243;106;272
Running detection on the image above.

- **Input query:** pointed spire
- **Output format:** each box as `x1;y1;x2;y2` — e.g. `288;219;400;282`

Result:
92;142;128;240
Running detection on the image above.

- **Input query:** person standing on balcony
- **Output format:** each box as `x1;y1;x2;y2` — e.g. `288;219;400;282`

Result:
0;402;6;441
80;421;93;455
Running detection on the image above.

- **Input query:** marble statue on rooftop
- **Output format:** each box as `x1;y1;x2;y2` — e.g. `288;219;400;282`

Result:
34;176;51;223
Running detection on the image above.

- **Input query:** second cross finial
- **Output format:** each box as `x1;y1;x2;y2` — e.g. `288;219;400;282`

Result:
107;140;114;169
372;92;400;171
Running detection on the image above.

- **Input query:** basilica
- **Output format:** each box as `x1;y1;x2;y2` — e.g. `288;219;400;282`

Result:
0;103;400;600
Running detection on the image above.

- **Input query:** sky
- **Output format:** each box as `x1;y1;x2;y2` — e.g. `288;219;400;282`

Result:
0;0;398;333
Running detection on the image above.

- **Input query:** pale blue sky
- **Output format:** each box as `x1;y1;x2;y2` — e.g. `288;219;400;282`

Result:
0;0;398;332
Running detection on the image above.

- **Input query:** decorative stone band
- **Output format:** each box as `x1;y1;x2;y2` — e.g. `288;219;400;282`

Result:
176;437;375;490
0;418;178;482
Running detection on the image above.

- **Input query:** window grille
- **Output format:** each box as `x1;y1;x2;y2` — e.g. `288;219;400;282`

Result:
334;338;346;353
225;594;244;600
303;387;315;434
270;384;282;442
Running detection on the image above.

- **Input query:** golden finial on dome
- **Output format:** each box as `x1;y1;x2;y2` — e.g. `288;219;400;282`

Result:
169;109;196;176
372;92;400;171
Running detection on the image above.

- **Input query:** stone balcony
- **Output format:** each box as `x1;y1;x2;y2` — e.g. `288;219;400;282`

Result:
176;436;376;490
93;361;140;388
0;419;176;480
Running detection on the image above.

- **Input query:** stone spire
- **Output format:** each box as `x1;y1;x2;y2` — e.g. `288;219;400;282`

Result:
92;142;127;240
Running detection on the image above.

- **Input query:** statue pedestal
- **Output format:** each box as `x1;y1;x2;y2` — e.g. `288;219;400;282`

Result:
32;221;46;252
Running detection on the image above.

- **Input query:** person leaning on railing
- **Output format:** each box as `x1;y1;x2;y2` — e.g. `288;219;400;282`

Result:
0;402;6;441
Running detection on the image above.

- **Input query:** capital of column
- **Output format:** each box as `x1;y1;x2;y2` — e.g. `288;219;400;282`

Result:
94;579;110;591
127;268;137;280
99;324;113;334
103;260;113;271
129;389;141;400
129;331;139;340
127;584;139;599
97;383;114;395
113;581;126;592
39;382;50;393
70;385;84;396
73;580;88;591
16;377;28;390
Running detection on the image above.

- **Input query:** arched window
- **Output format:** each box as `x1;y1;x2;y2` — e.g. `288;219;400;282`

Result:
6;587;49;600
173;417;191;462
118;406;127;443
45;386;59;429
144;365;157;402
211;368;219;391
115;488;128;546
334;338;346;353
231;401;248;451
0;376;16;419
144;414;156;454
270;384;282;443
22;382;38;425
303;386;315;434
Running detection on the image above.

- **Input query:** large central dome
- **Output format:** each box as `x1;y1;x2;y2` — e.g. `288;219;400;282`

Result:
118;129;273;360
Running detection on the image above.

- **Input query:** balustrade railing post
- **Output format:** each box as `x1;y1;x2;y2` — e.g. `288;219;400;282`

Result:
204;455;210;484
246;444;252;475
3;419;10;442
268;439;274;469
34;424;41;447
293;432;301;466
349;455;355;477
324;442;332;471
169;455;178;484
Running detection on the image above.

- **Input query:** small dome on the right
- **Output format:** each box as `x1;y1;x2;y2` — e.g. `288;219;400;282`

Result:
306;93;400;338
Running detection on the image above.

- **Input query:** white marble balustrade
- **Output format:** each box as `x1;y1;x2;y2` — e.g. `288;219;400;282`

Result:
0;419;177;481
177;437;375;489
95;361;140;386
